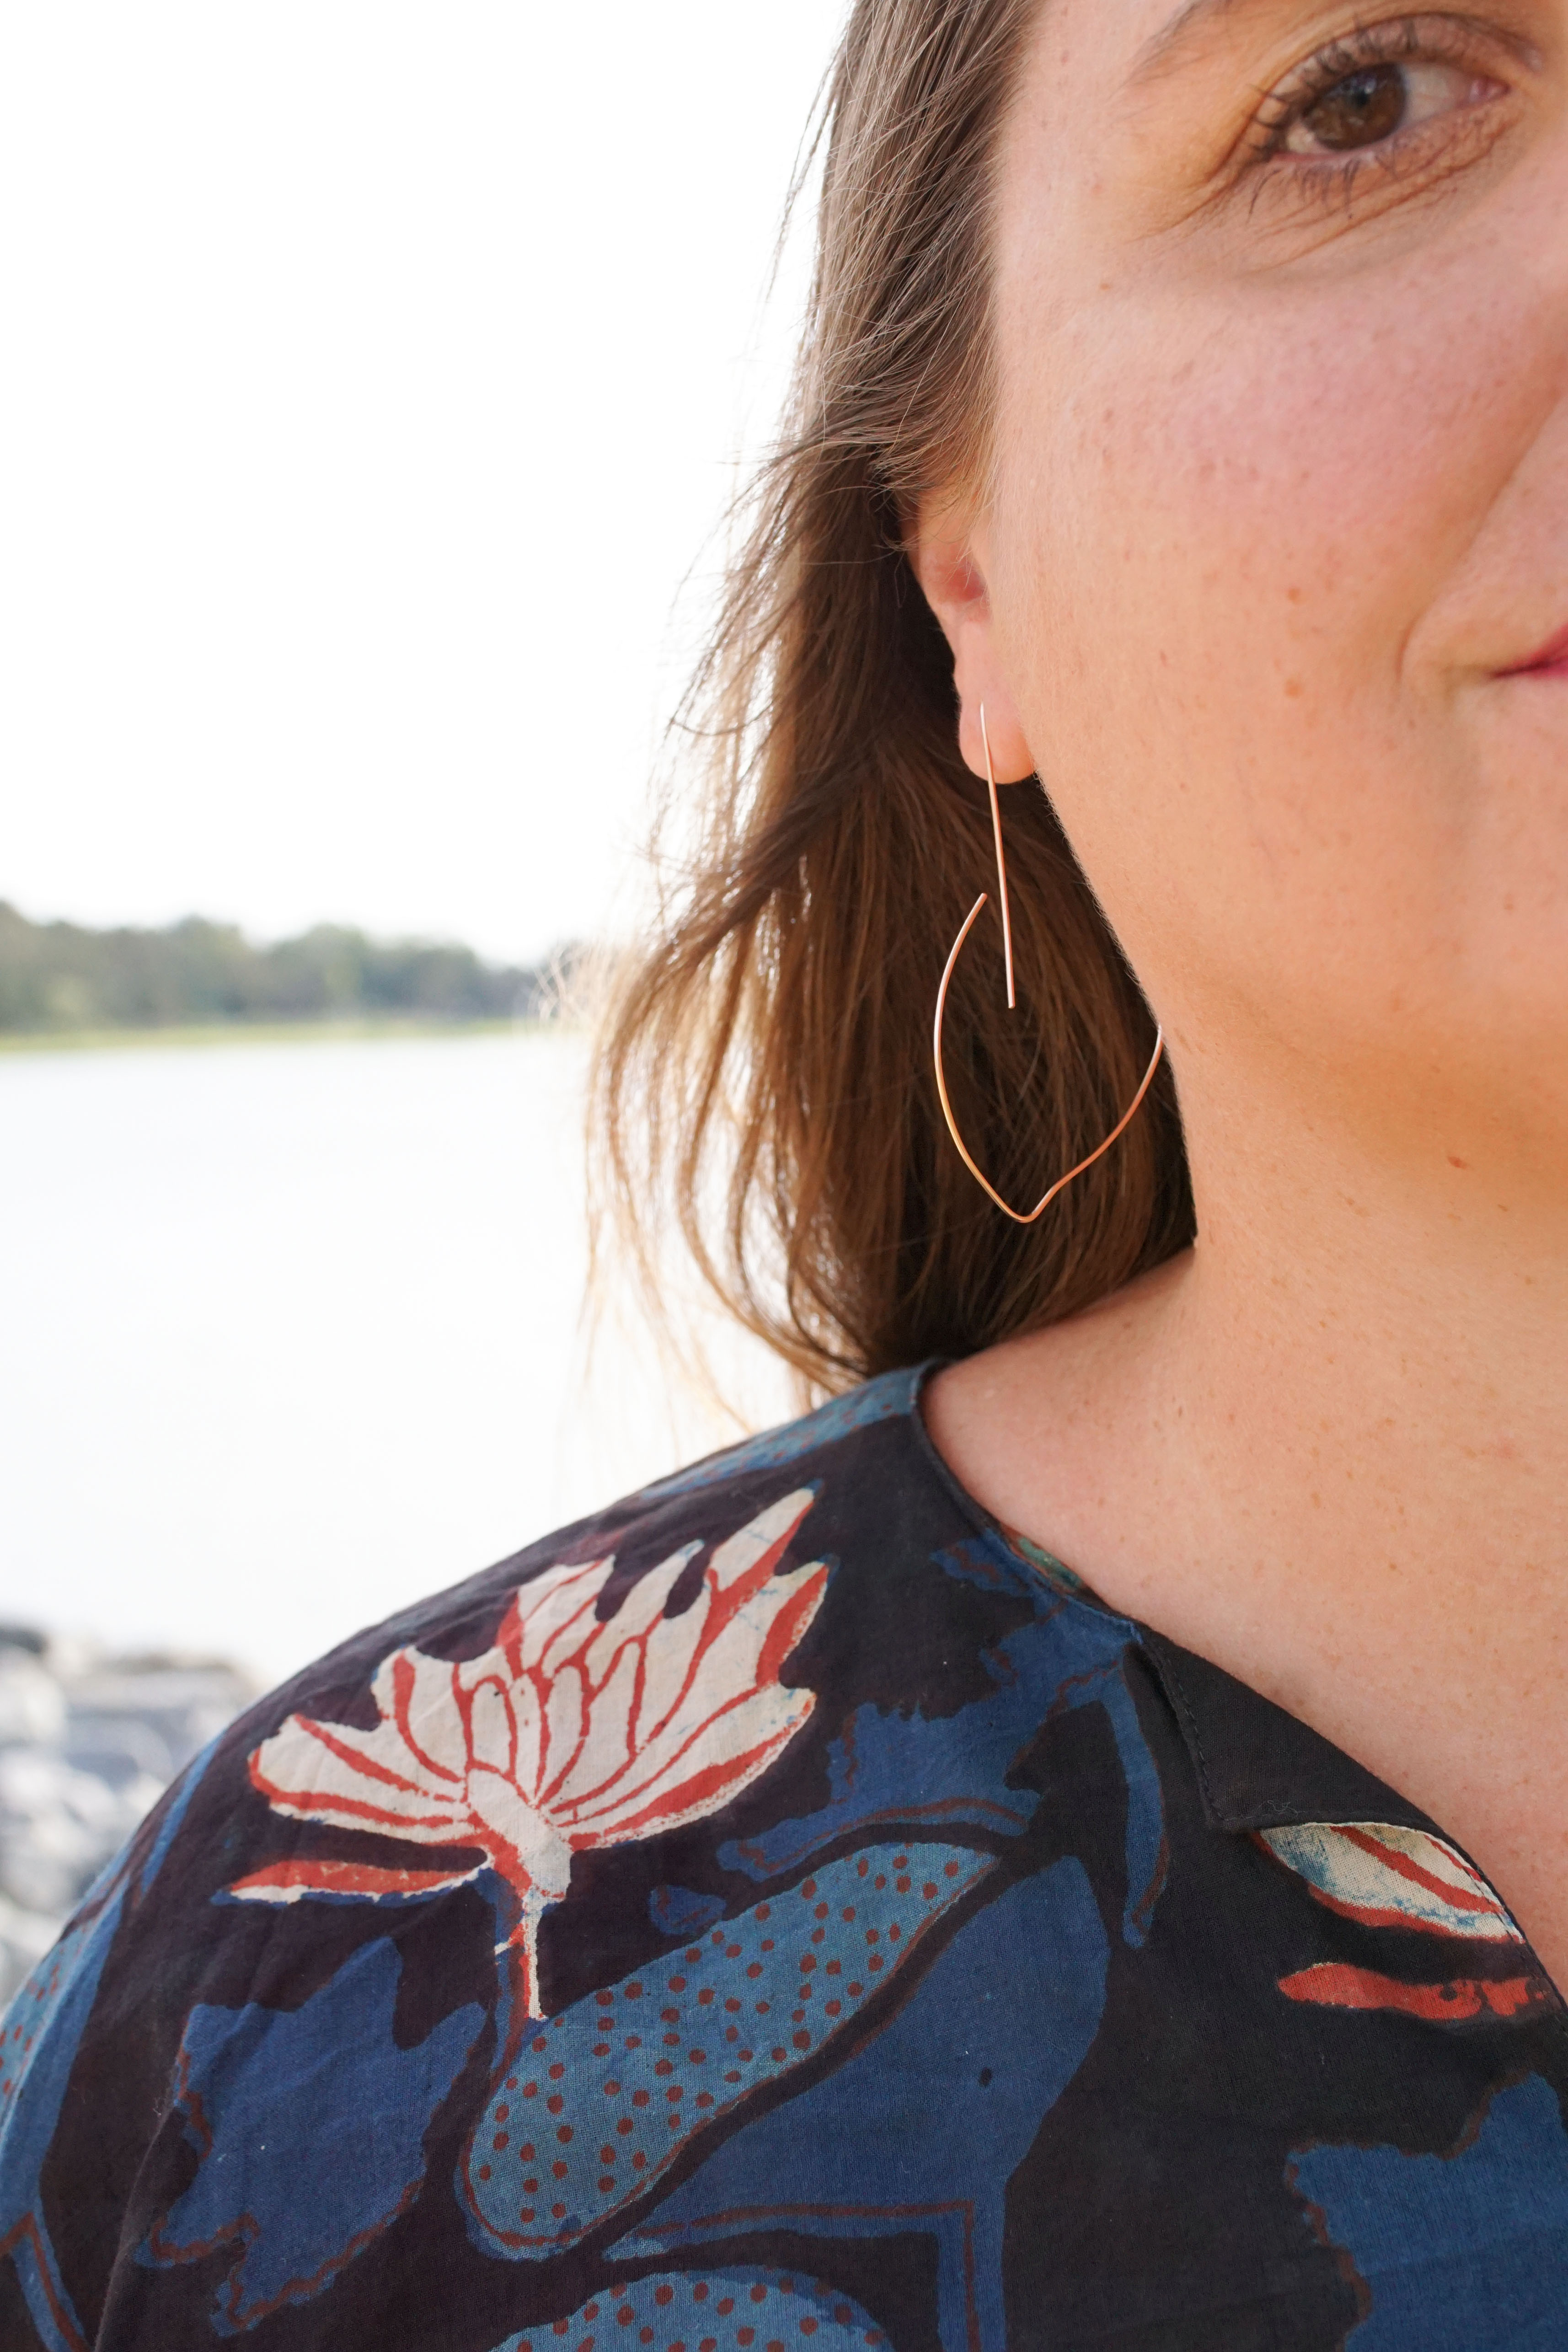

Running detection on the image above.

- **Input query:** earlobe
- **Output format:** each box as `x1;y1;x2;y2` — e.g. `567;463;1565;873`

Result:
911;509;1035;786
955;687;1033;786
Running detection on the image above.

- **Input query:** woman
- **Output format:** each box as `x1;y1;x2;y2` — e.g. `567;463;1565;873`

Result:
6;0;1565;2341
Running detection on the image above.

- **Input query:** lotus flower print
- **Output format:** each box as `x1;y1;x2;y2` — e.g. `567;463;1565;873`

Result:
239;1491;828;2015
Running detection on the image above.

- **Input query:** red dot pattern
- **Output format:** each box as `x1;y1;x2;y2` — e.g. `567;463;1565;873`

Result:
500;2268;887;2352
465;1843;992;2253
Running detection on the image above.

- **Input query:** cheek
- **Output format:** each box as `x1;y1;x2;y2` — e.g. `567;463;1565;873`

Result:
990;236;1557;1036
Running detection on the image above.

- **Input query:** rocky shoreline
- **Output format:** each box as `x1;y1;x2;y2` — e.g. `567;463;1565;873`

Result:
0;1626;257;2003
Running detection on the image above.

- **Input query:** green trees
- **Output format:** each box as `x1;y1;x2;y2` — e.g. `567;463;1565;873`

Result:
0;902;557;1033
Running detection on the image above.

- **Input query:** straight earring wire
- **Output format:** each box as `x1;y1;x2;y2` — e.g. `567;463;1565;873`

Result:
979;704;1016;1012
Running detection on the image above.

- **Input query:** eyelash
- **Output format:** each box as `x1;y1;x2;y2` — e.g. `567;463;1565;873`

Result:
1247;13;1509;194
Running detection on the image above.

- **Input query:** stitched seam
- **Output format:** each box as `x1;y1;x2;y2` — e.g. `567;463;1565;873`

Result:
1153;1648;1231;1828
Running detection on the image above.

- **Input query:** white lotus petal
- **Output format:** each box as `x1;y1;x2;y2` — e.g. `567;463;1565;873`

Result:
369;1645;471;1782
631;1587;710;1745
579;1547;700;1688
1260;1822;1523;1943
464;1767;573;1896
468;1677;518;1777
634;1701;815;1839
638;1569;824;1763
226;1860;481;1905
567;1683;815;1839
499;1668;546;1802
546;1640;640;1809
568;1675;809;1820
539;1661;590;1799
251;1713;469;1835
706;1490;815;1593
511;1559;615;1675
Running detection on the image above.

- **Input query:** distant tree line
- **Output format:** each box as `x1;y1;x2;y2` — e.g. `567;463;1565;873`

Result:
0;902;565;1033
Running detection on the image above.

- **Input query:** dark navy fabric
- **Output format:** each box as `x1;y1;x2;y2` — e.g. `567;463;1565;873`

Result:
4;1366;1564;2349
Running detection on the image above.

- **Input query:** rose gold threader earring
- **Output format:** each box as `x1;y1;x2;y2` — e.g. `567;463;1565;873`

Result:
932;704;1165;1226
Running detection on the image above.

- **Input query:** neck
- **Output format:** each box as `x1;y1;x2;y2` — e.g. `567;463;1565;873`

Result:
931;1037;1568;1795
926;1036;1568;1963
1173;1046;1568;1644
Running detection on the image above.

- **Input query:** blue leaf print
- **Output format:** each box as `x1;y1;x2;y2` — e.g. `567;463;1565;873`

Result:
1291;2074;1568;2346
143;1936;483;2332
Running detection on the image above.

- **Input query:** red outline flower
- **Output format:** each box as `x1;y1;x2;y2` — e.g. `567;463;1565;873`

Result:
235;1490;827;2014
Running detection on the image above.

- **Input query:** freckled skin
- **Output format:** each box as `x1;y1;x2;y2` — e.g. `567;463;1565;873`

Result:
991;31;1568;1140
916;1;1568;1985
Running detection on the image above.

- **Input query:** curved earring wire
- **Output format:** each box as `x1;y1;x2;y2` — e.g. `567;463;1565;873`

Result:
932;704;1165;1227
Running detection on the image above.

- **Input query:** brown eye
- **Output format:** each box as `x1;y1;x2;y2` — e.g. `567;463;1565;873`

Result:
1298;64;1407;151
1283;57;1493;157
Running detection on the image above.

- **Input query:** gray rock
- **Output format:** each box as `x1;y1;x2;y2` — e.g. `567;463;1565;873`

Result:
0;1632;257;2006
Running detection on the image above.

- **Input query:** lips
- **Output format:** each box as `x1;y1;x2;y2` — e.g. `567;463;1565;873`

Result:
1503;621;1568;677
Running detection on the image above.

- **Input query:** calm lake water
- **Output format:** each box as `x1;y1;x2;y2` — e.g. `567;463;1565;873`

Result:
0;1031;789;1687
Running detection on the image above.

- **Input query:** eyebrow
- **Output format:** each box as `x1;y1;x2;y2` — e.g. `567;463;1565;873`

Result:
1129;0;1540;85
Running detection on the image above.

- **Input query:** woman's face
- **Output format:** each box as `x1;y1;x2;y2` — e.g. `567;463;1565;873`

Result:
977;0;1568;1180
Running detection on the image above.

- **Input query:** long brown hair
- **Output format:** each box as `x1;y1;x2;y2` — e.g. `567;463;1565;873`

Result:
591;0;1192;1398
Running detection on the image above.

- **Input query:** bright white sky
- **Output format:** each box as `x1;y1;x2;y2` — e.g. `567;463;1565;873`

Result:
0;3;845;966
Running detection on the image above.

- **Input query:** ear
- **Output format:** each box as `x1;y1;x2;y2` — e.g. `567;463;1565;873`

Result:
910;503;1034;784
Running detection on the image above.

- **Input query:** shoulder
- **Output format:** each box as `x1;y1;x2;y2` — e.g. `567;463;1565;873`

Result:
247;1359;939;1749
0;1365;1158;2347
17;1360;1155;1992
151;1353;1149;1998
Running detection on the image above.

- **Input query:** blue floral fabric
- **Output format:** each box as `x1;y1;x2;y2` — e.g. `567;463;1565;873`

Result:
4;1366;1565;2348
